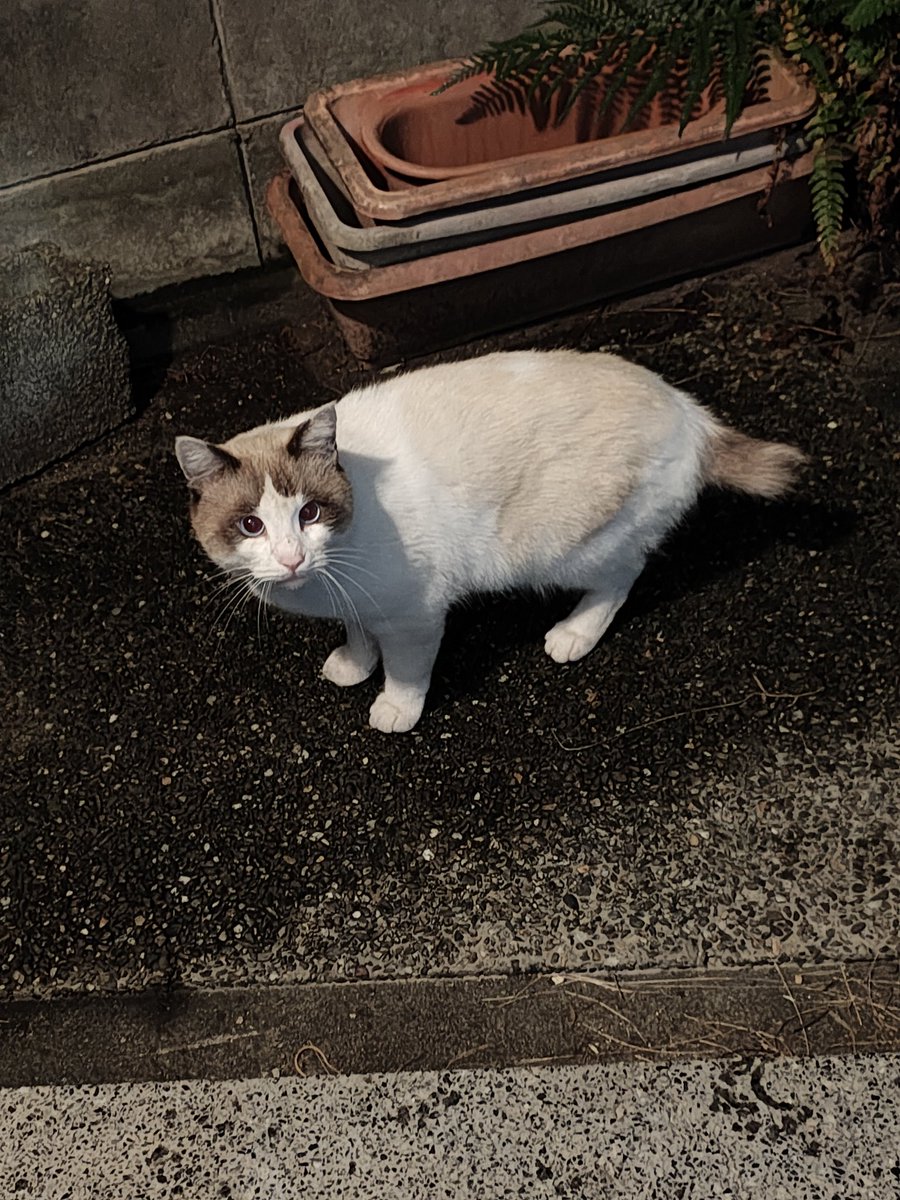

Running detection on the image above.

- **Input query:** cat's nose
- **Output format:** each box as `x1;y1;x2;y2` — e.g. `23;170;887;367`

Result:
275;550;305;574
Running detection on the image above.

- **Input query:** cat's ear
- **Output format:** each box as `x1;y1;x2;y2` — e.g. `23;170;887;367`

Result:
286;406;337;461
174;437;239;486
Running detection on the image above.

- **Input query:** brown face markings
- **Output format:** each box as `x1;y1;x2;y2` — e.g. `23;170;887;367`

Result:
187;424;353;565
190;462;266;558
270;459;304;498
267;423;352;529
278;450;353;530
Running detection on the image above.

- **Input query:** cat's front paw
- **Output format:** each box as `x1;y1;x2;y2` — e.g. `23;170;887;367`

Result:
322;643;378;687
369;692;424;734
544;623;598;664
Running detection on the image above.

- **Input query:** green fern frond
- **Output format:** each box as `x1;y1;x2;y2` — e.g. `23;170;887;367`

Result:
846;0;900;31
721;10;756;131
442;0;899;268
540;48;588;105
678;33;713;133
781;15;830;87
548;37;627;116
866;150;892;181
436;30;557;92
439;0;765;134
810;139;848;270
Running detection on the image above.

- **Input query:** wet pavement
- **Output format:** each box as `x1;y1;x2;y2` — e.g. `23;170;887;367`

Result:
1;247;898;1008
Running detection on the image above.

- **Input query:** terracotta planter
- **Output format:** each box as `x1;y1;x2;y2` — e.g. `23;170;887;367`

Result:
359;58;730;184
267;154;814;364
282;113;806;270
303;53;816;221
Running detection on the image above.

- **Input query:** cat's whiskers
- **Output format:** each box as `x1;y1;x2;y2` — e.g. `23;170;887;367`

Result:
203;566;242;583
216;575;254;626
210;574;259;652
205;570;254;607
203;571;253;633
321;552;383;586
205;583;258;651
323;561;384;618
255;579;272;644
317;571;341;624
324;543;379;559
319;567;366;644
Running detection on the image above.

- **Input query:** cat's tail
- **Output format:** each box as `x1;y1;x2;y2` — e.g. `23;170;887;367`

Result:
704;424;807;499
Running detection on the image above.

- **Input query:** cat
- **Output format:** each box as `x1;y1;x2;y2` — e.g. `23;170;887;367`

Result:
175;348;804;733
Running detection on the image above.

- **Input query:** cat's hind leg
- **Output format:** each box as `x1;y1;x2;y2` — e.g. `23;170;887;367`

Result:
322;624;379;687
544;550;645;665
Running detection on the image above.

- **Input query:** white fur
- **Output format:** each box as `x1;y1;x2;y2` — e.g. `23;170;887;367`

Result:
231;475;333;584
219;350;721;732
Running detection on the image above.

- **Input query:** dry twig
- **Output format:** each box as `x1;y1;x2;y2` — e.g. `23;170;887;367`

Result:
774;960;811;1056
444;1043;492;1069
554;673;822;753
293;1042;339;1077
561;987;648;1045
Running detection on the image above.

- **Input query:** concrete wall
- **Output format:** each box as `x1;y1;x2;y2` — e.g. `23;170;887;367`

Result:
0;0;539;297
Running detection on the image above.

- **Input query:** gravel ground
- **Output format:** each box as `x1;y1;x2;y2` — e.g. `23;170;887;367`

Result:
1;250;898;998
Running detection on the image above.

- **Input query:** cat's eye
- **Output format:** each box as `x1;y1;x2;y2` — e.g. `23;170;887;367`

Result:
298;501;321;525
237;514;265;537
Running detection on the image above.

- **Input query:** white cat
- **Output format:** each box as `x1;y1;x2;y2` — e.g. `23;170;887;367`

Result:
175;349;804;733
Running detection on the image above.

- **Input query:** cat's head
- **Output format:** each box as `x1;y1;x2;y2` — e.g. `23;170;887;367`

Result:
174;406;352;588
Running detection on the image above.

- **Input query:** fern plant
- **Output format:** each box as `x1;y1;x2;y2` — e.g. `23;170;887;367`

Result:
444;0;900;268
779;0;899;265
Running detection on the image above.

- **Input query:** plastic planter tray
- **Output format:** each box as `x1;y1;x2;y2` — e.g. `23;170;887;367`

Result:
302;54;816;221
282;113;805;269
267;155;814;365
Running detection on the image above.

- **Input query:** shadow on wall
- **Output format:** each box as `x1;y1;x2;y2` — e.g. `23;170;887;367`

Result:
111;261;313;416
113;298;173;414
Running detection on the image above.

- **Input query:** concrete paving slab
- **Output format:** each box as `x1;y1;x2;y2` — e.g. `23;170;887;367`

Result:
1;250;897;1001
0;134;258;296
215;0;544;121
1;0;229;186
4;1054;900;1198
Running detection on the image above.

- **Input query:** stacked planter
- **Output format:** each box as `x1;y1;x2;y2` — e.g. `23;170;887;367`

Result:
268;55;817;365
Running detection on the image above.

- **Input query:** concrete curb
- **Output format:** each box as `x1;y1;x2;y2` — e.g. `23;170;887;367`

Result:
2;962;898;1088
